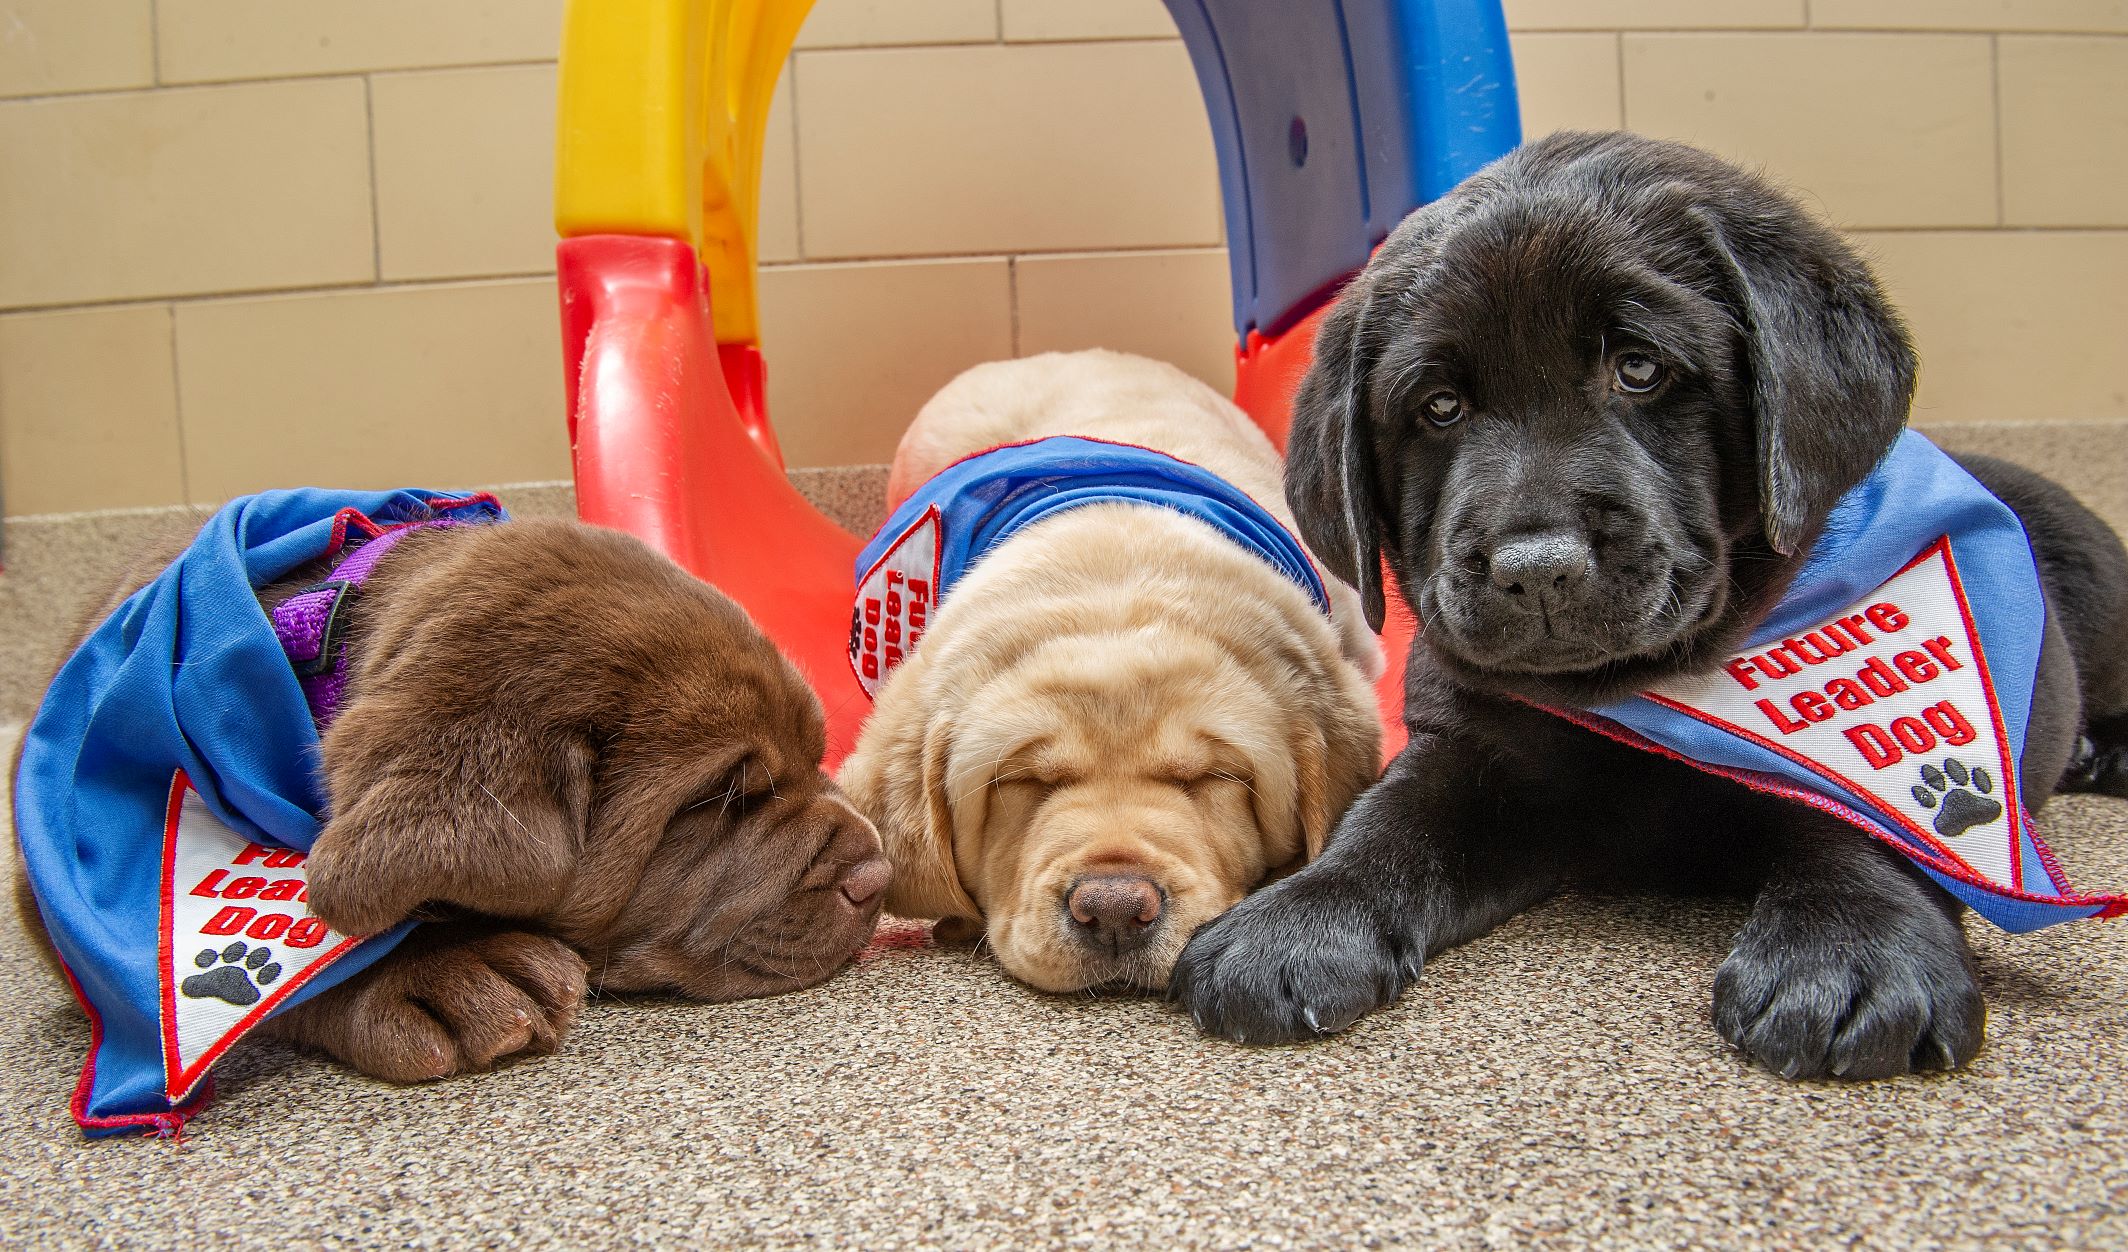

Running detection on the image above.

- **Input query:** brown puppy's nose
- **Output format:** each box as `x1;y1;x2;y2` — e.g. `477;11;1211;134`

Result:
840;856;892;906
1065;875;1164;954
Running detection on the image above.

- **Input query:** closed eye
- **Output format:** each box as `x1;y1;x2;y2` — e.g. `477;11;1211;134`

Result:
683;758;778;820
1169;768;1255;800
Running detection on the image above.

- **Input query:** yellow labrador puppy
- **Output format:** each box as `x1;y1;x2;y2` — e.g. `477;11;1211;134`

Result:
840;350;1381;993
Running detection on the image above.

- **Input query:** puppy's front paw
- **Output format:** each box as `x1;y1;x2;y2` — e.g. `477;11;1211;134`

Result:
1170;874;1413;1045
269;924;589;1083
1713;912;1984;1081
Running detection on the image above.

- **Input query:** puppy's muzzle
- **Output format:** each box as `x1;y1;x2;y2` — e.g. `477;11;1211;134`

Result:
1487;531;1594;613
1063;874;1165;956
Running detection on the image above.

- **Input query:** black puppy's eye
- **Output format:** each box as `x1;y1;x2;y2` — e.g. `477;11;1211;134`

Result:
1614;353;1665;394
1420;390;1465;427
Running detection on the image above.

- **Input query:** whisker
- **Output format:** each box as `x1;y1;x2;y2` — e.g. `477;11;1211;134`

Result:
476;783;530;834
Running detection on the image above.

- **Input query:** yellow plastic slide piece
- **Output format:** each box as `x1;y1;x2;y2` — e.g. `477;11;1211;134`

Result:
556;0;812;344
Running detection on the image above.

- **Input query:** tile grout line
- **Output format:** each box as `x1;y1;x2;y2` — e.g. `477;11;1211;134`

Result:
15;219;2128;321
1990;34;2008;228
1613;32;1627;130
363;75;384;283
789;53;808;263
0;60;567;106
1006;256;1021;355
0;272;566;319
148;0;163;85
166;304;191;505
796;34;1184;55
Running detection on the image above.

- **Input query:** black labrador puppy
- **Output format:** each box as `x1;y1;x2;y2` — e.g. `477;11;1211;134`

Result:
1170;131;2128;1079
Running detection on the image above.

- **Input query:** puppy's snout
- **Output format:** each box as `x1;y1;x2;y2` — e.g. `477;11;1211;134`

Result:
839;856;892;907
1064;874;1164;954
1489;532;1592;605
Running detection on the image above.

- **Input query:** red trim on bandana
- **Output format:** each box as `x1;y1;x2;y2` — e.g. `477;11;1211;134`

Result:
58;954;209;1138
154;772;365;1101
1532;700;2126;915
909;434;1329;589
323;508;386;560
425;491;499;515
852;504;945;619
1934;536;2042;892
1636;538;2029;887
848;504;945;693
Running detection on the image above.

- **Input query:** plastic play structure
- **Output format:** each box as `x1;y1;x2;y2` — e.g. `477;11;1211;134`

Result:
553;0;1521;764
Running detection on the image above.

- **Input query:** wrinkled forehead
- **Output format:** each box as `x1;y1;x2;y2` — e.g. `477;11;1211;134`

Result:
1378;197;1737;396
963;641;1282;770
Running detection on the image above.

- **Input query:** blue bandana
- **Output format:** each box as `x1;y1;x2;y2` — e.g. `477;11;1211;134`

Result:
1550;432;2124;932
848;436;1329;693
14;488;505;1136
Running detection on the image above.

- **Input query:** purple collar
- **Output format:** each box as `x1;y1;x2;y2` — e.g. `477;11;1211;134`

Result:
268;518;459;729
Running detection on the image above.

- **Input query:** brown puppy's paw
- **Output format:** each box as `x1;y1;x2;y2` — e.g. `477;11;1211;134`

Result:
265;923;588;1083
300;835;417;939
931;916;984;945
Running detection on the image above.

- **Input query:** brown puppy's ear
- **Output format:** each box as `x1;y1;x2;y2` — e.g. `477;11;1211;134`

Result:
1692;202;1917;555
1286;275;1388;631
304;714;593;937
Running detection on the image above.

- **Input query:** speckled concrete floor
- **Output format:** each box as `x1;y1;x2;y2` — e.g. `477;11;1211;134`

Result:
3;729;2126;1249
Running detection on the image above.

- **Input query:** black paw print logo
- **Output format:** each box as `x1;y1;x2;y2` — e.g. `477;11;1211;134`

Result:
179;941;282;1007
1911;756;2003;840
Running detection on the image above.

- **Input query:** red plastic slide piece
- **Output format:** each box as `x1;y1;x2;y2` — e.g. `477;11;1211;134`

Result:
1234;308;1416;759
558;234;872;765
718;341;783;469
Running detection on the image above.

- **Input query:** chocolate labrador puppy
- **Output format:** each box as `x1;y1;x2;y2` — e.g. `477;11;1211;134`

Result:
17;517;889;1084
1170;131;2128;1079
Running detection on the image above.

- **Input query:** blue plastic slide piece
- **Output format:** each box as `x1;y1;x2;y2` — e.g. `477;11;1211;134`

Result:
1162;0;1521;338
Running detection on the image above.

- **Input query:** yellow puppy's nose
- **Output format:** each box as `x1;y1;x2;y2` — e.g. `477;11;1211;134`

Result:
1065;875;1165;954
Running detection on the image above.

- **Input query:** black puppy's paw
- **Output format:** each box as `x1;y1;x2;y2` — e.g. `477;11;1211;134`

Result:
1713;913;1983;1081
1170;873;1415;1045
2060;732;2128;799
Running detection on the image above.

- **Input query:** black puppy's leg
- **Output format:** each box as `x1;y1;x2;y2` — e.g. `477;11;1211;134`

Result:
1714;816;1983;1080
1171;736;1567;1044
2061;713;2128;799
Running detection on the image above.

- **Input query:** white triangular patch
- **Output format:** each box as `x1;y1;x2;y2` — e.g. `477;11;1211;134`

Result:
1645;538;2026;888
158;775;362;1100
849;504;942;697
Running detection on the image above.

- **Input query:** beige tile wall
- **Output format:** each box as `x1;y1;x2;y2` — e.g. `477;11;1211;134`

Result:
1;0;2124;516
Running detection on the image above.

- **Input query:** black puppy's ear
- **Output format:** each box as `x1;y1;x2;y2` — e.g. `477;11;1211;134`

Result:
1287;274;1387;631
1693;203;1917;555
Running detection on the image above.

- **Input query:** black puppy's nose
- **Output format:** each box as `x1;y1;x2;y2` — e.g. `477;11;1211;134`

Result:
1489;533;1592;602
1064;875;1164;955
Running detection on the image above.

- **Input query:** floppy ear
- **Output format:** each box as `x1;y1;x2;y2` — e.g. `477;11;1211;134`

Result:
304;710;594;937
1256;683;1382;867
1693;202;1917;555
840;705;981;923
890;716;983;921
1290;723;1334;861
1286;277;1388;631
